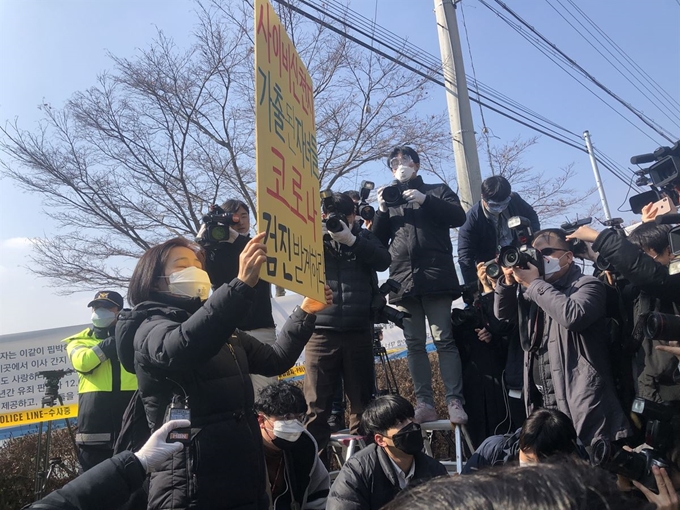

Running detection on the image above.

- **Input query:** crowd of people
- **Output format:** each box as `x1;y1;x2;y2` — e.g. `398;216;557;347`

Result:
37;144;679;509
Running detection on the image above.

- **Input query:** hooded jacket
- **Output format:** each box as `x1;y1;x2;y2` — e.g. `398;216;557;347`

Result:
494;264;631;445
115;278;316;510
371;176;466;304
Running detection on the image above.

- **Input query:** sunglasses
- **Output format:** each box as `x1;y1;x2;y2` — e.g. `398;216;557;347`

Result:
538;247;567;257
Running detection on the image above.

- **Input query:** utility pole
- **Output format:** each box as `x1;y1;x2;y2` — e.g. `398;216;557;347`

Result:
583;130;612;220
434;0;482;211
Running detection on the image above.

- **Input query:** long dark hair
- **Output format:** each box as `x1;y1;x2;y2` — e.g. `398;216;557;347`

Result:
128;237;205;306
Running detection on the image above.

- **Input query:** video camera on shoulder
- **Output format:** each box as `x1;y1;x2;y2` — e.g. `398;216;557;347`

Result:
196;204;240;247
629;141;680;214
592;397;680;491
498;216;544;275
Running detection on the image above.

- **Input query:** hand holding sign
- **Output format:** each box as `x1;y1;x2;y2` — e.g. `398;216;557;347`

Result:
238;233;267;288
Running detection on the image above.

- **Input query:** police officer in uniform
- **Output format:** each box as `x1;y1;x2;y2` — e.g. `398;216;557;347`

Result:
63;291;137;471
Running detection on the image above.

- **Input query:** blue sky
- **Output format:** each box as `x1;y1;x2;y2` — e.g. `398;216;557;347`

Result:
0;0;678;334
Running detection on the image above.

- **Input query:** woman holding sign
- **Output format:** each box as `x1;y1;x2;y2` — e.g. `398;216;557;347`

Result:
116;233;331;510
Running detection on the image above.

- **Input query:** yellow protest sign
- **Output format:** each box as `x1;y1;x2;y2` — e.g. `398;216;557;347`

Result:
0;403;78;428
255;0;325;301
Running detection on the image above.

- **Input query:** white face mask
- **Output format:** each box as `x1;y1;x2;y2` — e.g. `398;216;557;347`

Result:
272;419;305;443
91;308;116;329
543;253;567;279
394;164;415;183
167;266;211;301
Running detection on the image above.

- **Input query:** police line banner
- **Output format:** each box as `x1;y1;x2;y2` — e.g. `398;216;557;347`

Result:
254;0;326;302
0;404;78;428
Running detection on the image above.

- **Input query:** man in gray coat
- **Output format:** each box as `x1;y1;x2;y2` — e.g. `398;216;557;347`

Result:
494;228;630;446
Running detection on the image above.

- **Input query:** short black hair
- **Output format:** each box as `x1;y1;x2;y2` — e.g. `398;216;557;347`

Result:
383;459;641;510
344;190;361;202
533;228;575;252
322;191;356;216
387;146;420;169
519;409;578;459
254;382;307;418
361;395;414;435
220;199;249;215
481;175;512;202
627;222;671;254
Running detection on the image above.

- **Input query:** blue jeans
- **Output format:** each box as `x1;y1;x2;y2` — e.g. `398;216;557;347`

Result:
398;294;464;406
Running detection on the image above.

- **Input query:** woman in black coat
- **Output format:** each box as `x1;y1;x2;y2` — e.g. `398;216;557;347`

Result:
116;234;330;510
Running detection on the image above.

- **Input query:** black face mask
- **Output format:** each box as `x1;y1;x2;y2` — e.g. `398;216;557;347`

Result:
391;422;423;455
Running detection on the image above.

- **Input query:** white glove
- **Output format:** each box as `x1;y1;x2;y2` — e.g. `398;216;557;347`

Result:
135;419;189;472
328;220;356;246
376;187;388;212
403;189;426;206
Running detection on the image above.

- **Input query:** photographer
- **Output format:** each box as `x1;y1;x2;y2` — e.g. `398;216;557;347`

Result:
63;291;137;472
372;146;468;424
494;228;630;446
304;192;391;454
458;175;540;287
202;199;279;395
567;222;680;403
454;261;522;445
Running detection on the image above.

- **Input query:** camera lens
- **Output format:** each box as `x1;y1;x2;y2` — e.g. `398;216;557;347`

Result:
382;186;401;206
325;215;344;233
500;247;520;268
209;225;229;242
485;262;501;279
644;312;680;340
360;205;375;221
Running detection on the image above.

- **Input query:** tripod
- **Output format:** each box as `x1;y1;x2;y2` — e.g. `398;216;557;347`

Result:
33;371;78;501
373;329;400;396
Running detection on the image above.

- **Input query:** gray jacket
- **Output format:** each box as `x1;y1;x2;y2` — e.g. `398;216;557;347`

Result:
494;264;631;445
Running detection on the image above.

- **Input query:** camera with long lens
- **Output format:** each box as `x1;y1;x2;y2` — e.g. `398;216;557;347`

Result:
484;259;501;280
372;279;410;329
643;311;680;341
38;369;74;399
382;181;408;208
592;397;680;491
629;141;680;214
196;204;240;246
498;216;544;275
321;189;347;235
357;181;376;221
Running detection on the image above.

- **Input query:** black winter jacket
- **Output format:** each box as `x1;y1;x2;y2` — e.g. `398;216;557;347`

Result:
315;223;391;330
326;443;448;510
28;451;145;510
457;193;540;285
204;235;275;330
371;176;466;303
116;278;316;510
593;228;680;402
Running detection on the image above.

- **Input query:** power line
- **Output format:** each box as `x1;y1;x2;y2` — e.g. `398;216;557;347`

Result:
271;0;642;191
545;0;680;130
481;0;678;143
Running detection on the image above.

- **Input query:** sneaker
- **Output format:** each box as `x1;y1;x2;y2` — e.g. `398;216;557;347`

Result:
413;402;438;424
447;399;468;425
328;413;346;433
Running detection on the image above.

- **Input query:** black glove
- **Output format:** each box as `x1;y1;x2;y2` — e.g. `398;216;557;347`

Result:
98;336;118;360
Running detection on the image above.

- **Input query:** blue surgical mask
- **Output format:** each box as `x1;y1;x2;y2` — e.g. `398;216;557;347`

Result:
92;308;116;329
484;196;512;215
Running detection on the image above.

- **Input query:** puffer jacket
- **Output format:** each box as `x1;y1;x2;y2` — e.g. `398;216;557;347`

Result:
326;443;448;510
28;451;146;510
371;176;466;303
116;278;316;510
315;223;391;330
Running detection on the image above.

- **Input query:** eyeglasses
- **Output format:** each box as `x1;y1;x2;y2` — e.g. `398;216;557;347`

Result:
389;154;413;169
538;247;567;257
